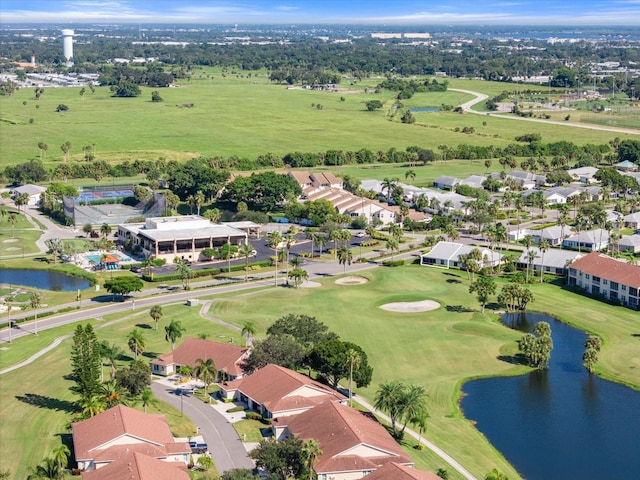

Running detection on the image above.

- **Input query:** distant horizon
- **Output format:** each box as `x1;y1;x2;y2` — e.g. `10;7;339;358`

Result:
1;0;640;27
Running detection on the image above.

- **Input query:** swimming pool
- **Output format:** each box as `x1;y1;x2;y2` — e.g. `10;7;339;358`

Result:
84;252;134;264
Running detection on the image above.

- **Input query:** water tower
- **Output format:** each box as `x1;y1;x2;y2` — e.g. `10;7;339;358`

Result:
61;29;74;64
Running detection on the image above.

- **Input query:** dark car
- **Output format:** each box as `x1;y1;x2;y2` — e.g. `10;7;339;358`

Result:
189;441;208;454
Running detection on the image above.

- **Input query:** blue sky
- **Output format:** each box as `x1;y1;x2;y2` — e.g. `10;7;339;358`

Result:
1;0;640;26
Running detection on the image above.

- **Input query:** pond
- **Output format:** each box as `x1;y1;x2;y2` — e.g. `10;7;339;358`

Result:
0;269;91;292
409;106;440;112
461;312;640;480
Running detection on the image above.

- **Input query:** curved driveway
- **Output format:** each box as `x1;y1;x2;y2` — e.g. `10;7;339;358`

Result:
451;87;640;136
151;382;254;473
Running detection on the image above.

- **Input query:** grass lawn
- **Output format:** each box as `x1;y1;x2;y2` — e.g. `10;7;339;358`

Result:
233;419;271;443
0;73;629;168
0;211;43;256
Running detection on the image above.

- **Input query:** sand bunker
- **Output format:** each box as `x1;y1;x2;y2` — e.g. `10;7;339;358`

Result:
3;238;19;243
5;247;20;251
300;281;322;288
380;300;440;313
335;276;369;285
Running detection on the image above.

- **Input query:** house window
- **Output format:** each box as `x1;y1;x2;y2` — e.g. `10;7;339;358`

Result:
603;279;608;285
630;287;639;297
610;282;618;291
622;285;627;291
586;274;590;279
593;276;600;284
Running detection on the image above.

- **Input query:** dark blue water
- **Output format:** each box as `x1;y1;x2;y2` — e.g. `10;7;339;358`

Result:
0;269;90;291
461;312;640;480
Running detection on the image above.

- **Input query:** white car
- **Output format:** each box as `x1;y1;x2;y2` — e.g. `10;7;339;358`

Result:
355;232;366;238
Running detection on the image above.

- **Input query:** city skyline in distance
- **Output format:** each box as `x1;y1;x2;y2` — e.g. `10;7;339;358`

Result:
1;0;640;26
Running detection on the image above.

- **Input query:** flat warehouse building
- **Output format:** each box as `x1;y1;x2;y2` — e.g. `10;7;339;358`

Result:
117;215;248;262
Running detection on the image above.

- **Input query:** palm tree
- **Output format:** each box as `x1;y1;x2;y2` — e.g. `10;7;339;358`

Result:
45;238;63;265
102;380;122;407
127;328;146;360
539;238;550;283
176;260;193;290
316;234;328;257
337;246;353;273
7;213;18;238
303;439;323;480
241;321;256;347
386;238;399;261
100;223;112;238
410;408;429;448
399;385;427;436
305;229;319;258
288;267;308;288
142;256;155;278
194;358;217;397
283;234;296;285
204;207;221;223
217;242;238;273
186;194;196;214
51;444;70;474
526;249;539;283
381;177;398;205
238;242;254;282
28;292;42;335
100;342;123;380
165;320;186;351
268;231;283;286
140;388;154;413
374;381;405;437
149;305;163;330
329;229;342;259
404;169;416;185
27;456;64;480
194;191;205;215
80;395;106;418
346;348;361;407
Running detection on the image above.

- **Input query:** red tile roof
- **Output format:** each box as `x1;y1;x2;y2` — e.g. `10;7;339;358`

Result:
285;400;412;474
151;338;248;377
82;451;189;480
225;364;345;415
72;405;182;462
570;252;640;288
365;462;442;480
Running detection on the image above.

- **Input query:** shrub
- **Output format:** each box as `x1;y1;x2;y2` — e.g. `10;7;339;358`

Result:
245;411;262;421
227;406;245;413
382;259;405;267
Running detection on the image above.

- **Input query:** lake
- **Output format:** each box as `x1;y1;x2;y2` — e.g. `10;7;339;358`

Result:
461;312;640;480
0;269;91;292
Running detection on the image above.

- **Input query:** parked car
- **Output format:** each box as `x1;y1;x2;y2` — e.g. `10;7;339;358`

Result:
355;232;366;238
175;387;194;396
189;441;208;454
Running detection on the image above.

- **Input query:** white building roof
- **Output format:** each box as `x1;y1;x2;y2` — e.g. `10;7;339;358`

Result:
518;248;584;269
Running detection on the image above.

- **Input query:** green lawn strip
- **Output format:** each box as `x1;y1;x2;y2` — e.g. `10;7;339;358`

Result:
0;74;626;167
0;228;42;256
0;321;89;370
232;419;270;443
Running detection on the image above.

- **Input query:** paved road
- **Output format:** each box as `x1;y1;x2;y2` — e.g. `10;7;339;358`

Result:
451;87;640;135
151;382;255;473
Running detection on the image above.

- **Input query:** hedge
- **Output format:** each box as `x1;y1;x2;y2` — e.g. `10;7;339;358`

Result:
382;259;405;267
142;260;272;283
226;406;245;413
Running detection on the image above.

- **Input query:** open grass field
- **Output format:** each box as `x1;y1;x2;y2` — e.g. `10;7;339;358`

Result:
0;71;631;168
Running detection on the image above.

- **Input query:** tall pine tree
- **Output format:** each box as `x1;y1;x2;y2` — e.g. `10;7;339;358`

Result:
70;324;102;402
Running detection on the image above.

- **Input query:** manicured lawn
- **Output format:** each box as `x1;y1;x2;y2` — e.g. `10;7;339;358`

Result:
0;210;42;256
0;72;627;168
233;419;271;443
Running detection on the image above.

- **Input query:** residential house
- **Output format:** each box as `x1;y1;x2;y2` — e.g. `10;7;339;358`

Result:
364;462;441;480
281;400;413;480
567;252;640;310
563;229;610;251
218;364;346;419
618;235;640;254
517;248;584;276
310;172;343;189
81;451;189;480
623;212;640;230
567;166;599;183
459;175;486;189
288;171;315;189
150;338;249;380
420;241;502;269
72;405;190;472
509;170;547;188
530;225;574;247
10;184;47;206
433;176;459;190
